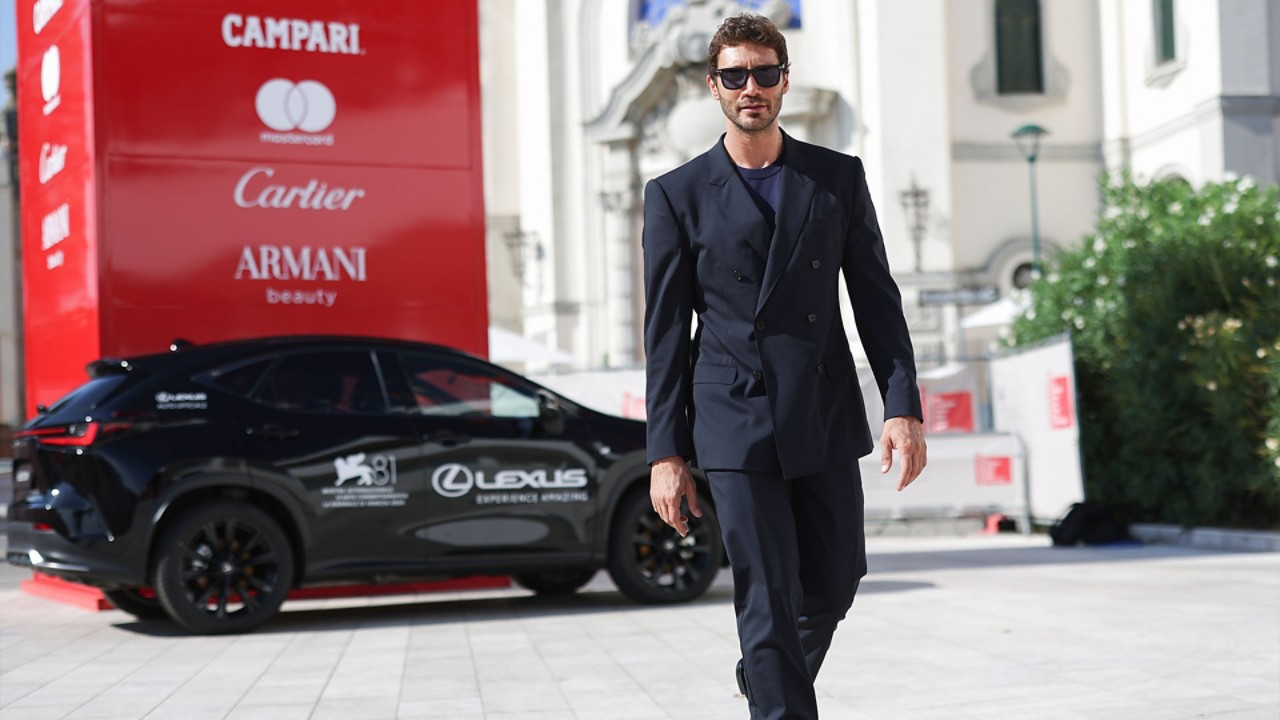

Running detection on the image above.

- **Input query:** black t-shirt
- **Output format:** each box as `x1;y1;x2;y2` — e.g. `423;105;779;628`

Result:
734;147;785;235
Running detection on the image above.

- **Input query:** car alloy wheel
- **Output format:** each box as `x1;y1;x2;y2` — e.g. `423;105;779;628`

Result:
154;501;293;634
607;488;723;604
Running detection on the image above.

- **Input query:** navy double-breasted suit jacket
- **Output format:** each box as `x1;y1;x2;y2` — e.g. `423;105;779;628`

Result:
642;133;922;479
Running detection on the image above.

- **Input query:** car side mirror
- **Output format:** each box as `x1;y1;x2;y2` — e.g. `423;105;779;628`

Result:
537;391;565;435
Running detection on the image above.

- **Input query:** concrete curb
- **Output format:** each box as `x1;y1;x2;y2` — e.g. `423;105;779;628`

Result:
1131;523;1280;552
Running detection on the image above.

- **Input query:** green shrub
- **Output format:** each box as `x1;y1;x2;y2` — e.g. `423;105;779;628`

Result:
1010;173;1280;529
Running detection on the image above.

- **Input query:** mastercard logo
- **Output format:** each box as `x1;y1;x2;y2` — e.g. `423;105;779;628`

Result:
254;79;336;133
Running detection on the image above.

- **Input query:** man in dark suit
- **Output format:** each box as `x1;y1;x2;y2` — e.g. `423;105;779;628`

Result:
642;13;927;720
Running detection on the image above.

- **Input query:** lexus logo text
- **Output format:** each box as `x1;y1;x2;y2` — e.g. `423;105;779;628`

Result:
431;464;589;498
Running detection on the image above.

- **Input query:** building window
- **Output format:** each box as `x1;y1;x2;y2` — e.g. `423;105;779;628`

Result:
995;0;1044;94
1154;0;1176;64
636;0;803;28
636;0;684;25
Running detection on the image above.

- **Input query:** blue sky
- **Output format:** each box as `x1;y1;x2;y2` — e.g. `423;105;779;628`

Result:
1;0;14;108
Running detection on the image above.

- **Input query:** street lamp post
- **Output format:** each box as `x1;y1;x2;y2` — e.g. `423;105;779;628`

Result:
899;180;929;274
1011;124;1048;277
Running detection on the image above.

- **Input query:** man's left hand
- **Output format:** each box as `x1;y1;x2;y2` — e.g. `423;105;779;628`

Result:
880;416;926;491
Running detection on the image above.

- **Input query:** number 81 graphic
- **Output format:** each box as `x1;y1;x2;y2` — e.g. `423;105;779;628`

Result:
371;455;397;485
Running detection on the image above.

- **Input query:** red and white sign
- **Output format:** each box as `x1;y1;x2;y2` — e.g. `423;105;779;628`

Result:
975;455;1013;486
923;390;975;434
18;0;487;415
1048;375;1074;430
918;364;980;435
17;0;101;412
94;1;477;169
621;392;647;420
990;335;1085;522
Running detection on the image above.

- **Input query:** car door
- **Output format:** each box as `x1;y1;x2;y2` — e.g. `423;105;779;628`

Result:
382;350;599;563
239;348;427;579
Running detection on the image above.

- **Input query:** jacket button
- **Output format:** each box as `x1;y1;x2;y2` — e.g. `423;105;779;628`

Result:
734;270;746;281
752;370;763;380
807;313;817;323
815;363;825;374
811;260;820;269
756;320;766;330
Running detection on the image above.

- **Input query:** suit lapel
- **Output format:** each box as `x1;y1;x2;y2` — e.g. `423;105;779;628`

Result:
756;135;816;315
707;139;771;262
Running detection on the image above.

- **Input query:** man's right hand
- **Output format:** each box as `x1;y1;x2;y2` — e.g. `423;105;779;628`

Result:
650;456;702;537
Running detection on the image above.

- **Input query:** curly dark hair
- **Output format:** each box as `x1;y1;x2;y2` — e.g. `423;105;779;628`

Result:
706;12;789;78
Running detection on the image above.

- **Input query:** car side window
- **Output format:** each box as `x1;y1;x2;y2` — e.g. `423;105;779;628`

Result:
399;353;540;418
254;351;387;414
207;358;273;398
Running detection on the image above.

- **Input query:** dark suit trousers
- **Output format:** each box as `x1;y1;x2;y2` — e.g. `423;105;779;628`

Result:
707;464;867;720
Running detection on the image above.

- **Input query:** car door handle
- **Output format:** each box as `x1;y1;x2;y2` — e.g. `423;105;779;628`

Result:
428;431;470;447
246;424;300;440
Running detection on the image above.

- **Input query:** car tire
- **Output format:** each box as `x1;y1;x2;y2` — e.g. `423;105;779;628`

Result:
607;487;723;604
513;569;597;596
103;587;167;620
153;501;294;635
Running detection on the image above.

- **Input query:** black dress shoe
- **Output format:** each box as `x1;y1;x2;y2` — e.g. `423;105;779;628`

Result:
735;658;749;699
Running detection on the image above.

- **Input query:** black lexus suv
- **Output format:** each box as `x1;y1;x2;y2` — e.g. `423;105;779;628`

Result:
7;336;722;633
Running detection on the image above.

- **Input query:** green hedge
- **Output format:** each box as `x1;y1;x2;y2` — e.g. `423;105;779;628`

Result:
1010;173;1280;529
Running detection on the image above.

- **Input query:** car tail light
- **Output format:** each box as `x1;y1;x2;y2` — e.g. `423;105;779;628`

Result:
16;422;133;447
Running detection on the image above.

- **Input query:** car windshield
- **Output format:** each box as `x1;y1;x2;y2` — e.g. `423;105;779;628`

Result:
401;355;540;418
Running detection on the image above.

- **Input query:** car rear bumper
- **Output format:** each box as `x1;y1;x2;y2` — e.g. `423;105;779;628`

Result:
4;509;147;588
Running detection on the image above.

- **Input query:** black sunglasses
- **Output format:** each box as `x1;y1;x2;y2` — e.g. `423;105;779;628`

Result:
713;64;788;90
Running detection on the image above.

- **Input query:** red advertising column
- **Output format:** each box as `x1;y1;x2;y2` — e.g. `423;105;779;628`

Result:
16;0;102;415
17;0;488;415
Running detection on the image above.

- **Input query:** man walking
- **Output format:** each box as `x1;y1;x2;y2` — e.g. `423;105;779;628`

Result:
642;13;927;719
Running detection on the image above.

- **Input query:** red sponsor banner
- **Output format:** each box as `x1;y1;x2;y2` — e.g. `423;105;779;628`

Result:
923;390;975;434
16;1;95;205
96;0;476;169
22;161;98;324
17;0;102;413
975;454;1013;486
18;0;487;414
1048;375;1074;429
99;157;485;355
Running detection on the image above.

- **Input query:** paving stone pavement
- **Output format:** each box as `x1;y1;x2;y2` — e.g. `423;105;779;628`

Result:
1;532;1276;720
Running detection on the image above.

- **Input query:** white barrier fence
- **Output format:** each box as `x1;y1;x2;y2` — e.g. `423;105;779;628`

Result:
858;432;1029;531
856;369;1032;531
529;337;1084;533
989;334;1086;524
